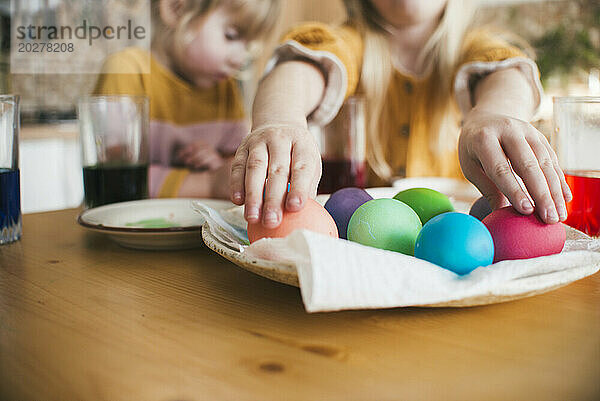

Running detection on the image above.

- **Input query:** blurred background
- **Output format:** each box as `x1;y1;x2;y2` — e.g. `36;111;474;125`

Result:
0;0;598;212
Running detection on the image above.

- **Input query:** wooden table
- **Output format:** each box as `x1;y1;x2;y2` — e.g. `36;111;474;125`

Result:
1;209;599;401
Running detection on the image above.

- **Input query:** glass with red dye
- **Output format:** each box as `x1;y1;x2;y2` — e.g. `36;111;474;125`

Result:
553;97;600;236
564;171;600;237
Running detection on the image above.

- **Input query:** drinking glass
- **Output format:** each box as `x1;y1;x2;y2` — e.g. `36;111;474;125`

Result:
317;96;367;194
78;95;149;209
0;95;21;244
552;96;600;237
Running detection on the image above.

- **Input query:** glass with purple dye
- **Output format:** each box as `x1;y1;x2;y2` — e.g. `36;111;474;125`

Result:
0;95;21;244
317;96;367;194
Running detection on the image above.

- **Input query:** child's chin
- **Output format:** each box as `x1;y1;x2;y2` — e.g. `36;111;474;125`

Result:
193;79;216;88
195;76;227;88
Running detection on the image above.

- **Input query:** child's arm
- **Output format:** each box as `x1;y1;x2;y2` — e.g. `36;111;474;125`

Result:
459;67;572;224
229;60;326;228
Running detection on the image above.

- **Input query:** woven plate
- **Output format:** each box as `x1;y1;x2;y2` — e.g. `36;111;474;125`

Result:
201;223;582;307
201;181;598;308
202;224;298;286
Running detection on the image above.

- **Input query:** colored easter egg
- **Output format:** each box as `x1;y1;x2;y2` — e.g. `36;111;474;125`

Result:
347;198;422;255
393;187;454;224
414;212;494;275
324;187;373;239
482;206;566;263
247;198;338;243
469;196;493;221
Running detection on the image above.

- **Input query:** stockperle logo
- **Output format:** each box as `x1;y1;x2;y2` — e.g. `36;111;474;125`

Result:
11;0;151;74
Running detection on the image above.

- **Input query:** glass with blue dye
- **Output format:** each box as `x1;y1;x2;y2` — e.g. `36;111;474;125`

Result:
0;95;21;244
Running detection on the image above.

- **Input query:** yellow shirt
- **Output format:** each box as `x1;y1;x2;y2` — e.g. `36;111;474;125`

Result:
281;23;532;184
94;47;247;197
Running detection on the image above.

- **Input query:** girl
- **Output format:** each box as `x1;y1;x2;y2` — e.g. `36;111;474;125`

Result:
94;0;280;198
230;0;572;228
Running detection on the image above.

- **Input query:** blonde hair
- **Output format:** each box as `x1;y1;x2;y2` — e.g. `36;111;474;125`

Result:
152;0;281;63
343;0;476;181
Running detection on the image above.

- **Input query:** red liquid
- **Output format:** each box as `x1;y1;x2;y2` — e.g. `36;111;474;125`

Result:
318;159;366;194
564;170;600;237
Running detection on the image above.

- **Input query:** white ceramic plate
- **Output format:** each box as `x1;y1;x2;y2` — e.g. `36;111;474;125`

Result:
78;198;234;250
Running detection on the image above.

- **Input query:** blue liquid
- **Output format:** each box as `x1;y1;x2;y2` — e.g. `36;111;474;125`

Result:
0;168;22;244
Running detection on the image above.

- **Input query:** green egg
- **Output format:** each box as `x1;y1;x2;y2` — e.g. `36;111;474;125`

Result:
347;198;422;255
393;188;454;224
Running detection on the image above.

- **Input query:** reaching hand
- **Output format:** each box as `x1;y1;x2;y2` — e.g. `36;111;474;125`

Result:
229;124;322;228
459;110;572;224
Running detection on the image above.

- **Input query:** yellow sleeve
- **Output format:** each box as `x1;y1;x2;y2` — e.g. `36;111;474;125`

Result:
459;30;528;68
93;48;149;96
453;30;542;113
282;22;363;99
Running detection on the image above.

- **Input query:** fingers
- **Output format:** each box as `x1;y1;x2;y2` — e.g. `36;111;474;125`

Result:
243;144;269;223
473;135;535;215
286;142;321;212
229;124;320;226
467;117;569;224
177;142;222;170
183;153;220;170
498;133;558;222
261;141;292;228
461;112;573;225
524;135;568;221
539;134;573;203
459;147;510;210
176;142;209;159
198;153;223;170
229;145;247;205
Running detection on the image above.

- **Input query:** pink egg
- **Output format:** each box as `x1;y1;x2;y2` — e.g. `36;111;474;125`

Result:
247;199;338;243
482;206;566;263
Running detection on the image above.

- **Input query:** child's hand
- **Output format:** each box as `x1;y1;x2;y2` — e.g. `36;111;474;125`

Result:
175;140;224;171
229;124;322;228
459;110;572;224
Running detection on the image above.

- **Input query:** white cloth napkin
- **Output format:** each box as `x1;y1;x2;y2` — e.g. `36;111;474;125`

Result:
193;201;600;313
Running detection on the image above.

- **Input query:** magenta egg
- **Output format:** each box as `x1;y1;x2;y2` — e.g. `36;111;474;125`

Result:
482;206;566;263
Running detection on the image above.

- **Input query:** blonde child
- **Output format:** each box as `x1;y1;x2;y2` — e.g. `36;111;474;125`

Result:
230;0;572;228
94;0;280;198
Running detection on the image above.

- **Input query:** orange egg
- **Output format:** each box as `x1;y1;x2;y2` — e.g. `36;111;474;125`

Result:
247;199;338;243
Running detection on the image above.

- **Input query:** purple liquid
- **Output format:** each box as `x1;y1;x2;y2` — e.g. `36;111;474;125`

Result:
83;164;148;208
318;159;366;194
0;168;22;243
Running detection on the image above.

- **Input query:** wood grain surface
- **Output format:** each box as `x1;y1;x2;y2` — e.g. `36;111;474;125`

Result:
1;209;599;401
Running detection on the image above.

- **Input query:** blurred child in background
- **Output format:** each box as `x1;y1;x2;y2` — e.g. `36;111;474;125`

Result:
94;0;280;198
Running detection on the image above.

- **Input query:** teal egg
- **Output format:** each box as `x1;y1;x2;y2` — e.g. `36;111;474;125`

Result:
347;198;422;255
414;212;494;275
393;188;454;224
